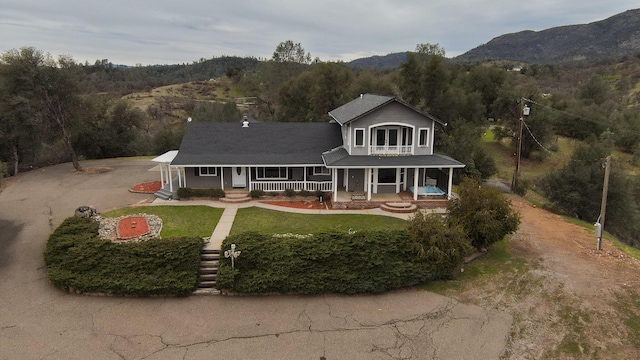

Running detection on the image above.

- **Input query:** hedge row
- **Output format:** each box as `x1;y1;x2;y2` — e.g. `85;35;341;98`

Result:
44;217;202;296
216;230;460;294
177;187;225;199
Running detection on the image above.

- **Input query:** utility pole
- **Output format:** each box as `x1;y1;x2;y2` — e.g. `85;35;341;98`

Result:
596;155;611;251
511;98;525;191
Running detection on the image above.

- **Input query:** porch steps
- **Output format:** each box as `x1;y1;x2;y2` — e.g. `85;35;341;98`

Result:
380;202;418;213
193;249;220;295
220;191;251;203
153;188;173;200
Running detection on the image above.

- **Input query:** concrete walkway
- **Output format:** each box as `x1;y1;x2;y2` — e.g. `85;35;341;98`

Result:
150;197;442;250
207;204;237;249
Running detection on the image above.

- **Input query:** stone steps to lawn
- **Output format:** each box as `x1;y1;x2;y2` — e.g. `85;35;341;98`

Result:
193;249;220;295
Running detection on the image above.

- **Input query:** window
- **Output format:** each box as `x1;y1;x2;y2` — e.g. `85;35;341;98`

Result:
256;167;288;180
198;167;217;176
354;128;365;147
377;168;397;184
418;128;430;147
313;166;330;175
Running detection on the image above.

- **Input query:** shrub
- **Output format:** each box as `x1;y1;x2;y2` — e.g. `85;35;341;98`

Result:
407;211;472;276
313;190;324;198
511;175;530;196
249;189;265;198
177;187;225;199
298;190;311;197
448;177;521;249
44;217;202;296
216;228;468;294
283;188;296;197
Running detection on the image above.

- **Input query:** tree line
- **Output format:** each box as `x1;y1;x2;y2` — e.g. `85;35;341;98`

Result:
2;41;640;247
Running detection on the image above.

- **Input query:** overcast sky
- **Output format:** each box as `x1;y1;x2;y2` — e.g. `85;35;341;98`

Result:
0;1;637;66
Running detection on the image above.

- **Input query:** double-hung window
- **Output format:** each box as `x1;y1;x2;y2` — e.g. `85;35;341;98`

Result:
256;167;288;180
198;167;217;176
354;128;365;147
418;128;430;147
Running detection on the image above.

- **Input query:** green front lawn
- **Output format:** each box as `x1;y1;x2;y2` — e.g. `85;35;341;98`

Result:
230;207;407;235
102;206;223;237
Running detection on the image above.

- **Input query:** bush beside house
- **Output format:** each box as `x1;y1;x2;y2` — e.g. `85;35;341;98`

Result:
448;178;521;250
44;217;202;296
177;187;225;199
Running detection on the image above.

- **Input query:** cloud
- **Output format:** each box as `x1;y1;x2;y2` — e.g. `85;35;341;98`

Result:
0;0;634;65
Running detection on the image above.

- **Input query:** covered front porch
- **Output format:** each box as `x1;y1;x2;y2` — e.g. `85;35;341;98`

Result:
330;189;449;210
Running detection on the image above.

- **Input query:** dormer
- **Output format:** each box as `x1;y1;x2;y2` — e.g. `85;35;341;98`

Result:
328;94;445;157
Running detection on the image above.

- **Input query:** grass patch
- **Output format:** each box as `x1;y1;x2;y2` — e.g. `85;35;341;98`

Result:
422;239;526;293
559;214;640;261
103;206;223;238
230;207;407;235
614;287;640;348
554;304;591;356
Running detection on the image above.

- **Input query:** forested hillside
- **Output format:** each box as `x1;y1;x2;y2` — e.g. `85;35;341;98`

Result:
456;9;640;63
1;40;640;247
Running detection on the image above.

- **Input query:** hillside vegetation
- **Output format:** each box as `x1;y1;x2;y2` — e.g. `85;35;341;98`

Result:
2;37;640;247
456;9;640;63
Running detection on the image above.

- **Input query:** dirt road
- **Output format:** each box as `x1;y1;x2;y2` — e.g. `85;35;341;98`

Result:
442;196;640;359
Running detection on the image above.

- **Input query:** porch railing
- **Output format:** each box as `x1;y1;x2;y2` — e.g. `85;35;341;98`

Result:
370;145;412;155
251;181;333;192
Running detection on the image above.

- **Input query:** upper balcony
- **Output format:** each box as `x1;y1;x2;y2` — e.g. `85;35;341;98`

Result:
370;145;413;155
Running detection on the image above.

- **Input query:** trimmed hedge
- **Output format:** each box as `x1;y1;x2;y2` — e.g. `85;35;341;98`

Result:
44;217;202;296
177;187;225;199
216;230;462;294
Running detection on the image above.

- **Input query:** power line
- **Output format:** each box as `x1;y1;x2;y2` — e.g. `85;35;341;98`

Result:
521;118;553;154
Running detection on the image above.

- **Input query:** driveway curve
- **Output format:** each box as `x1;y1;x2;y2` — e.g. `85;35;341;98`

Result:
0;159;512;360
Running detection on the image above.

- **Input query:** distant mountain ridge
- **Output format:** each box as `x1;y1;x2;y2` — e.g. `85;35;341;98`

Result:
348;9;640;68
455;9;640;63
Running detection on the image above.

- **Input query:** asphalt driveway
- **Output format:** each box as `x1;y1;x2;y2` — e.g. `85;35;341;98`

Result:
0;159;512;360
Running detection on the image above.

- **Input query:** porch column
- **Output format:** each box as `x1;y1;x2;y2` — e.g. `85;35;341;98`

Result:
402;167;407;191
447;167;454;199
248;167;252;191
182;168;187;188
159;164;164;185
220;167;225;191
345;169;349;191
395;167;401;193
177;167;182;188
303;166;307;191
367;168;372;201
413;167;419;201
168;166;174;193
332;169;338;202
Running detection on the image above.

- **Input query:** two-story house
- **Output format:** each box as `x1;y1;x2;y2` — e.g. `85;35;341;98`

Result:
153;94;465;207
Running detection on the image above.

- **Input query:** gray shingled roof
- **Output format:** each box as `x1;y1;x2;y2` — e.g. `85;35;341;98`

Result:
322;148;465;168
328;94;394;125
172;122;343;166
328;94;446;126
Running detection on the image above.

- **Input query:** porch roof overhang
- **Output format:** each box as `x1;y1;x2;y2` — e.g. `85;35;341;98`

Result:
322;148;465;169
170;162;326;168
151;150;179;164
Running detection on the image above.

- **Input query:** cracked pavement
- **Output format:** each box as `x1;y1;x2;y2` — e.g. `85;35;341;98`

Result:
0;159;512;359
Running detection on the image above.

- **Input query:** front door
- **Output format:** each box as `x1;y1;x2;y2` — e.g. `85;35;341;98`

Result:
232;167;246;188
